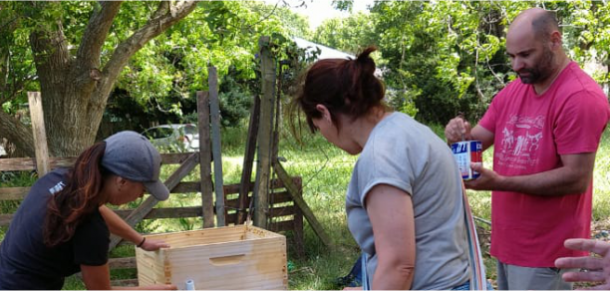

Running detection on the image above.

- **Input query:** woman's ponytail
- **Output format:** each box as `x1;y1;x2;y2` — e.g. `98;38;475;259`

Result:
43;142;108;247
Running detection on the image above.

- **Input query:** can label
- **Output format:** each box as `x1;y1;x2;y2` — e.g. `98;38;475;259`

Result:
451;140;483;180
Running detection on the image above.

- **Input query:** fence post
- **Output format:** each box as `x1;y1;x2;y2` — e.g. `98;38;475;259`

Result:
208;66;225;227
253;36;276;229
197;91;215;228
27;92;50;176
237;95;260;224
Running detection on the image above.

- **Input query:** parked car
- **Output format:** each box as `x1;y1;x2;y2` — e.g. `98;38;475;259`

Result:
141;124;200;153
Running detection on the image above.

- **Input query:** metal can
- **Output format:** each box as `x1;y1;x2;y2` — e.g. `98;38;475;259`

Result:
451;140;483;180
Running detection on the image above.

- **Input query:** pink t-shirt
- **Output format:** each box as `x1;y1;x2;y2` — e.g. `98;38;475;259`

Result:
479;61;610;267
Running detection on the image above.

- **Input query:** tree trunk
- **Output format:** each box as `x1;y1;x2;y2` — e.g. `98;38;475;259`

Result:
30;23;92;157
14;1;198;157
0;110;34;157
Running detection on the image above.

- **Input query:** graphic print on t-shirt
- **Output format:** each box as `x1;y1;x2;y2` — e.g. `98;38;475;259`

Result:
497;114;545;170
49;181;65;195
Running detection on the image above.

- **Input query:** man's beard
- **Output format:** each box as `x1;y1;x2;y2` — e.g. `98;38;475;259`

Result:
519;46;555;84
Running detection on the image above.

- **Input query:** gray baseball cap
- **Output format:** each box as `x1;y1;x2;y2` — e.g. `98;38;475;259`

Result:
101;131;170;201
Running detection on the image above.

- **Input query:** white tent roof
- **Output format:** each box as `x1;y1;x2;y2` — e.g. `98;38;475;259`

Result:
292;37;355;60
292;37;383;77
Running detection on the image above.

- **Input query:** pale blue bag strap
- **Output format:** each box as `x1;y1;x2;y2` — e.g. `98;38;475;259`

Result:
462;183;488;290
362;253;370;290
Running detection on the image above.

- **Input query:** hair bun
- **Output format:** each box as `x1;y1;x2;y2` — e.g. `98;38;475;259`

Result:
357;46;377;62
356;46;377;76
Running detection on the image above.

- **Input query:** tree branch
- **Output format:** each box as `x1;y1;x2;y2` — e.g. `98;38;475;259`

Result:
0;109;35;157
94;1;198;105
151;1;170;19
474;46;486;102
486;54;505;87
76;1;122;69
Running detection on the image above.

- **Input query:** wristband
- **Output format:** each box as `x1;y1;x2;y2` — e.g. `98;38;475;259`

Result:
137;237;146;248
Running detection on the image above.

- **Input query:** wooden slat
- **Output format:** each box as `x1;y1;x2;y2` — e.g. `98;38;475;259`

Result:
114;207;203;219
158;179;297;196
0;178;294;201
1;214;12;227
0;153;195;172
170;182;199;193
274;162;332;247
270;220;297;232
0;182;198;202
268;206;295;217
28;92;50;176
208;66;225;227
108;153;200;250
0;182;203;201
226;178;298;194
4;208;207;227
198;91;214;228
225;206;295;223
0;157;74;172
109;257;136;269
0;181;299;227
0;207;210;227
223;183;242;195
253;36;276;229
161;153;199;165
0;182;196;202
0;187;30;200
238;95;260;224
292;177;305;257
225;191;292;209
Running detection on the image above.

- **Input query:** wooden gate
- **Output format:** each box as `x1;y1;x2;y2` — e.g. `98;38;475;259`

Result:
0;37;333;286
0;91;306;286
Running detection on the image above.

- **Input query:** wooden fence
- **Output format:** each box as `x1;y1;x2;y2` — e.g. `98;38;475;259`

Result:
0;152;304;285
0;36;331;286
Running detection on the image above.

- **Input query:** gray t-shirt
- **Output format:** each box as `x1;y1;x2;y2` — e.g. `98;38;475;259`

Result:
346;112;470;289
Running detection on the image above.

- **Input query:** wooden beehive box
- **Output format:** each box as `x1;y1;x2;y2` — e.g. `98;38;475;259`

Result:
136;225;288;290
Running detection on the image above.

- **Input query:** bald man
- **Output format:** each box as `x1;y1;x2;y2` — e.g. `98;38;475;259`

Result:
445;8;610;290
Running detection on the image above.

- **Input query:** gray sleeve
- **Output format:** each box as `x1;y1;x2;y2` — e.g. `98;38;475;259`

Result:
357;133;417;207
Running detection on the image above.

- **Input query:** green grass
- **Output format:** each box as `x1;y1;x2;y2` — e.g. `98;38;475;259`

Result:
593;128;610;221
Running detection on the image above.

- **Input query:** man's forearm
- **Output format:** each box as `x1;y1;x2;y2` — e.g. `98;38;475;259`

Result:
493;166;590;196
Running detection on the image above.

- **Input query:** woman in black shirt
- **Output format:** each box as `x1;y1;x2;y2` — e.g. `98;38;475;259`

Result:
0;131;176;290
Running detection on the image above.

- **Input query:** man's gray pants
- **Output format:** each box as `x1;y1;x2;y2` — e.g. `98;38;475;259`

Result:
496;260;576;290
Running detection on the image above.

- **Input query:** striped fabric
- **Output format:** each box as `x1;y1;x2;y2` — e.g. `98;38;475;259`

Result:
461;183;489;290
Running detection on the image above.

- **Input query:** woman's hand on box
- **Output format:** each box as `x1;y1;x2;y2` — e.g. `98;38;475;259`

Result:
141;238;170;251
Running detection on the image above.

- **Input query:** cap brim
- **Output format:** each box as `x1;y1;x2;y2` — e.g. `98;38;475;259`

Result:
144;180;170;201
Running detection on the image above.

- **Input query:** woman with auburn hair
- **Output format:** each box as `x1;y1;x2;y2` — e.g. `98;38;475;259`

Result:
0;131;176;290
291;47;476;290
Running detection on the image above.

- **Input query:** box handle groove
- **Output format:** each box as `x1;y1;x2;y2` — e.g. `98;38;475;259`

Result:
209;254;246;266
